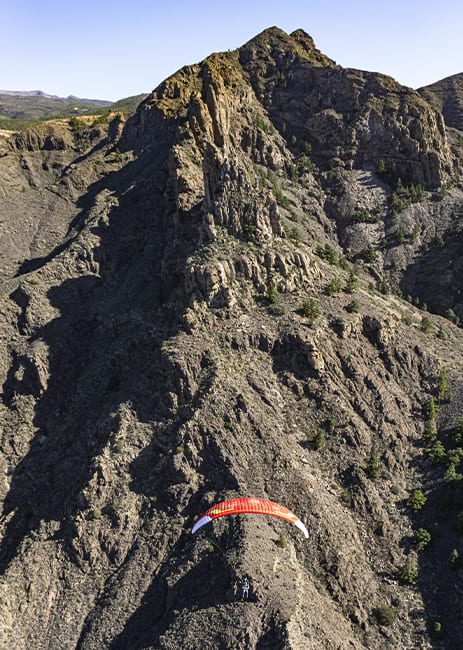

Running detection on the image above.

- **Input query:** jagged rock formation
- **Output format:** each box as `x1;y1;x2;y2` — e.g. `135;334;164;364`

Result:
1;27;463;649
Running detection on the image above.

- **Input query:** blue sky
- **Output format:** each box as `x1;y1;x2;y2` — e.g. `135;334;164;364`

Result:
2;0;462;101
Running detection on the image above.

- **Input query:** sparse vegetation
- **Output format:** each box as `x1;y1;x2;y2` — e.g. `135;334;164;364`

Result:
420;316;433;334
301;299;320;325
91;508;102;521
445;308;461;326
399;557;418;584
345;271;357;294
346;299;359;313
423;421;436;444
426;440;446;464
366;455;380;480
114;438;125;453
267;281;278;305
374;604;396;626
360;245;377;262
437;366;452;403
351;207;379;224
412;528;431;551
316;243;338;265
313;429;324;450
407;489;427;512
326;277;343;296
424;396;438;419
277;533;287;548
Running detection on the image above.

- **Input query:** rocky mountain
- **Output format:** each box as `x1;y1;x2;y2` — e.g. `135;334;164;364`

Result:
1;26;463;649
419;73;463;132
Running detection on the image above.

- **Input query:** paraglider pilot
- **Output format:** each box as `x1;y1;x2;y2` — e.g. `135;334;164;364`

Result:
242;577;249;600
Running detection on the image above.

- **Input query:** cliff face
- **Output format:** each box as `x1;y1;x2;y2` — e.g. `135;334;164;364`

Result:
1;27;463;649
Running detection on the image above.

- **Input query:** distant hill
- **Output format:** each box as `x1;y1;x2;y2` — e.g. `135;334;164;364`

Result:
419;72;463;131
0;90;148;130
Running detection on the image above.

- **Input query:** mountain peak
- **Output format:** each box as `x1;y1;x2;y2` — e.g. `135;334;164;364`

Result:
243;25;314;52
290;28;317;52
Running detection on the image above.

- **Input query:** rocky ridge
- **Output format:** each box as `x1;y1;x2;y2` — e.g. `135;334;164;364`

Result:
1;27;463;649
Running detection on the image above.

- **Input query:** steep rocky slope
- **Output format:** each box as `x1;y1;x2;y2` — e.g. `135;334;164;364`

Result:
1;27;463;649
419;73;463;132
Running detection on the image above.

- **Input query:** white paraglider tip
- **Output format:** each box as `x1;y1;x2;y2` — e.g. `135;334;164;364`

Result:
294;519;309;539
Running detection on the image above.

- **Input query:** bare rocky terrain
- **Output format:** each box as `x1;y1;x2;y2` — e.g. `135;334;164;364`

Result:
1;27;463;649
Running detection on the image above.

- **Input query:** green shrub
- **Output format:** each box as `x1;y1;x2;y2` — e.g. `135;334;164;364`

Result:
110;497;120;511
366;455;380;480
361;245;377;262
431;622;443;639
377;277;390;295
69;116;82;131
450;548;460;568
301;299;320;325
345;270;357;293
277;533;287;548
444;463;463;483
268;304;286;316
437;366;452;403
407;489;426;512
424;397;437;419
313;429;324;450
351;207;378;224
91;508;102;520
448;448;463;466
326;277;343;296
445;308;461;326
267;281;278;305
346;300;359;313
114;438;125;453
316;243;338;265
423;421;436;444
399;557;418;583
273;186;291;210
395;223;409;244
377;159;386;176
339;256;350;271
437;326;446;340
374;604;396;626
426;440;446;465
420;316;433;333
412;528;431;551
454;417;463;445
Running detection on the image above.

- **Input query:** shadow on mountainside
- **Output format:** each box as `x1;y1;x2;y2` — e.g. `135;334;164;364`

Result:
0;129;206;572
110;544;234;649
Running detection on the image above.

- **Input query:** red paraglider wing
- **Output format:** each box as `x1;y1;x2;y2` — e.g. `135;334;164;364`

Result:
191;497;308;538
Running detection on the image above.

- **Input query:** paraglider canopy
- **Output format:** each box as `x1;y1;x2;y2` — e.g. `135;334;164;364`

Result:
191;497;309;538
